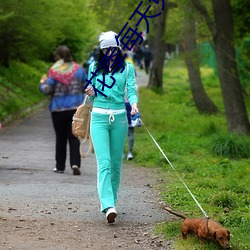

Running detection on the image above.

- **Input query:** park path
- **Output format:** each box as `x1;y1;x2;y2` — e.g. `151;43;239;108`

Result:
0;70;173;249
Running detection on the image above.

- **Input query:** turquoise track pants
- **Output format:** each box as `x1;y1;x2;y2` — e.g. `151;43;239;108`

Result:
90;111;128;212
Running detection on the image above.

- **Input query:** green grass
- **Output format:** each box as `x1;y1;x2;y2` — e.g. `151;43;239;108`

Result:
129;58;250;250
0;60;50;123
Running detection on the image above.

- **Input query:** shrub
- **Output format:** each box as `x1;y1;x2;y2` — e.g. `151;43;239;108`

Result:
210;135;250;159
210;191;237;209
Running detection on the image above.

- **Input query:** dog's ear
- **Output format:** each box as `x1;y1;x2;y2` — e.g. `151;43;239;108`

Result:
213;231;217;240
227;230;230;240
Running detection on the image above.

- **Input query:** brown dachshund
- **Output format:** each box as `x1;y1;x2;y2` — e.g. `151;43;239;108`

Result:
163;207;231;249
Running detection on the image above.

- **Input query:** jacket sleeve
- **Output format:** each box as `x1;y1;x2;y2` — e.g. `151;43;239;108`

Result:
39;77;56;95
86;62;96;101
75;67;88;87
126;63;138;105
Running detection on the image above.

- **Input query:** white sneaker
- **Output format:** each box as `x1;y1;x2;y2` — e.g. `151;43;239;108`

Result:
105;207;117;223
72;165;81;175
53;168;64;173
127;152;133;160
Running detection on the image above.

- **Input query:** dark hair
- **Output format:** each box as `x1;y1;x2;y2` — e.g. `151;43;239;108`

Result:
96;48;126;74
54;45;73;63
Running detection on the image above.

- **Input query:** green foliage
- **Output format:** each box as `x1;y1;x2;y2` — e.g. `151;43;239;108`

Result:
236;37;250;95
92;0;143;33
0;60;49;122
165;0;212;45
232;0;250;39
0;0;99;66
210;135;250;159
129;58;250;249
91;0;164;47
210;191;238;209
165;1;184;44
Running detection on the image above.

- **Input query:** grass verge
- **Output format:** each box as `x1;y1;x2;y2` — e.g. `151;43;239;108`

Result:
0;60;49;125
128;58;250;250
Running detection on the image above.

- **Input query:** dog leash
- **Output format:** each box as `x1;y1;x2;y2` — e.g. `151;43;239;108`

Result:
139;118;209;218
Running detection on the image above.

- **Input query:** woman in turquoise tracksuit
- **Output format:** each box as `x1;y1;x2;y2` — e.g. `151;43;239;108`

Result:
85;31;138;223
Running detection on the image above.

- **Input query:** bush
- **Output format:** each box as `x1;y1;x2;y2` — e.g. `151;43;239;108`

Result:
210;191;237;209
0;60;48;122
210;135;250;159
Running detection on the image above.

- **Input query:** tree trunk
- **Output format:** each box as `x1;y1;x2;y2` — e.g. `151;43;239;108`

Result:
148;2;168;89
212;0;250;134
184;4;218;114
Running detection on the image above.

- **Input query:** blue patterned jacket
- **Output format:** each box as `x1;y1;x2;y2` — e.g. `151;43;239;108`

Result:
39;67;87;112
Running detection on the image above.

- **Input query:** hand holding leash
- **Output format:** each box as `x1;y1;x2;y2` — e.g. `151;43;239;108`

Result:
131;103;138;116
131;112;142;127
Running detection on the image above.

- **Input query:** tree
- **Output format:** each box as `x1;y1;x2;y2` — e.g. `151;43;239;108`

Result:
232;0;250;96
0;0;58;66
184;1;218;114
190;0;250;134
0;0;98;66
91;0;141;34
148;1;173;89
92;1;176;91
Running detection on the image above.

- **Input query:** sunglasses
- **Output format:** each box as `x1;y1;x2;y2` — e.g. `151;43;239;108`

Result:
102;47;118;54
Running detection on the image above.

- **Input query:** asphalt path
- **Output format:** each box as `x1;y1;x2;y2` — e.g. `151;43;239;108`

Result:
0;70;172;249
0;106;165;222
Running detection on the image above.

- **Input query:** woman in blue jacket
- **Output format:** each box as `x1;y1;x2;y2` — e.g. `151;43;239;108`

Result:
39;45;87;175
85;31;138;223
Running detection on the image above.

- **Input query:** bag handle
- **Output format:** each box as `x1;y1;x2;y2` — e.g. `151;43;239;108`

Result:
79;95;94;158
83;94;88;105
79;137;93;158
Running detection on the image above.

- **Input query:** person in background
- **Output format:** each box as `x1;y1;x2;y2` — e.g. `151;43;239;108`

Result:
143;44;153;74
85;31;138;223
133;45;144;69
125;101;135;160
89;46;99;61
88;46;99;68
124;50;137;160
39;45;87;175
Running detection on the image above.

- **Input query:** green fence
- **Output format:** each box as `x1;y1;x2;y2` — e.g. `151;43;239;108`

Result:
199;39;250;95
198;41;217;74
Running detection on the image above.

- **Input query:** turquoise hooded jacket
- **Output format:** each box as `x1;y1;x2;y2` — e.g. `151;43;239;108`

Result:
87;61;138;110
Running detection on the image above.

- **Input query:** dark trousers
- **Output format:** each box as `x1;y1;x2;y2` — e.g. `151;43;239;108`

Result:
127;127;134;152
51;110;80;171
125;102;134;153
144;59;151;74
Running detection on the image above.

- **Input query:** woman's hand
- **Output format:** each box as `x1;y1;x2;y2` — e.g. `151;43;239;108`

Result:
131;103;138;116
85;86;95;96
40;74;47;84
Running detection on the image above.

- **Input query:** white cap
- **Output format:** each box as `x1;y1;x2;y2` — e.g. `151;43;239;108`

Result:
99;31;121;49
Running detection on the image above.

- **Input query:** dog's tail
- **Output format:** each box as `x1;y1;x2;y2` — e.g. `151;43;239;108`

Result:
162;206;187;220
